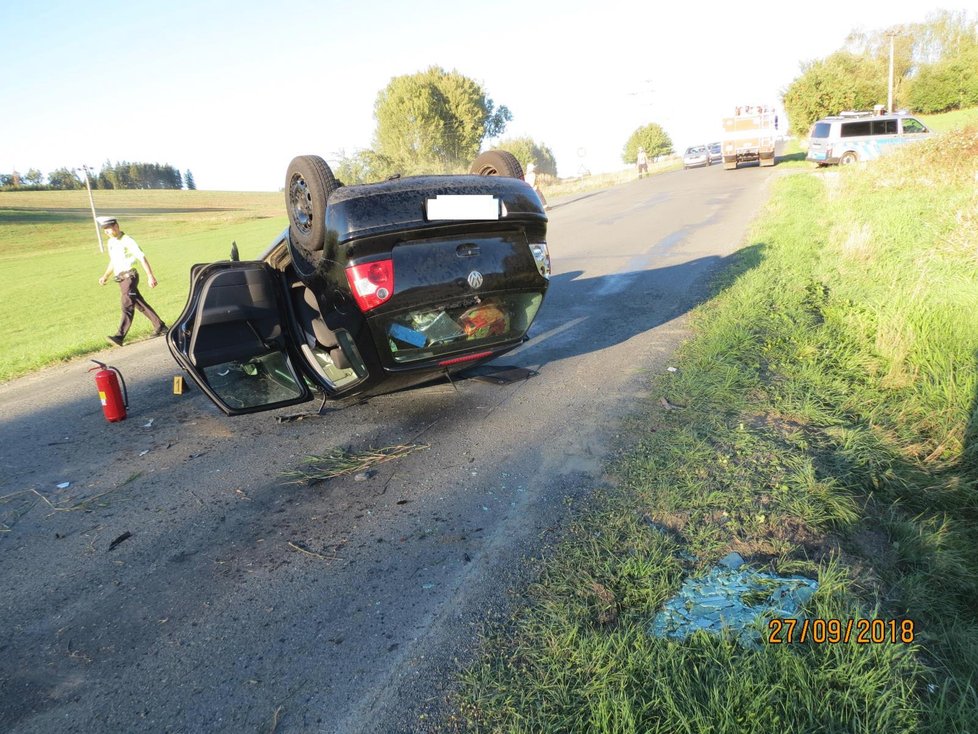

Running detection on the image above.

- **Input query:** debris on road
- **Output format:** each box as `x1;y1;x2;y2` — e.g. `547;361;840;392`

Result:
288;541;340;562
282;444;428;485
56;482;71;489
108;531;133;551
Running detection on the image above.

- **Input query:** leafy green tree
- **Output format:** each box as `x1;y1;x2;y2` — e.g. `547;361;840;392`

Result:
905;12;978;113
333;149;391;185
184;169;196;190
913;9;977;65
784;12;978;129
496;137;557;176
47;168;82;190
373;66;510;174
843;25;916;108
621;123;673;164
908;45;978;112
782;52;886;136
24;169;43;186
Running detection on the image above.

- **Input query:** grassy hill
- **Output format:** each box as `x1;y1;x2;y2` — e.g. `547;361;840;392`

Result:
0;189;287;381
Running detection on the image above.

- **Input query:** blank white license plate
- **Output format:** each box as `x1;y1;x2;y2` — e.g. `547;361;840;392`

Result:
426;195;499;221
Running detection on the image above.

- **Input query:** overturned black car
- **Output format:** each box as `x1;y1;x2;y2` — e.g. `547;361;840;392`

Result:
166;151;551;415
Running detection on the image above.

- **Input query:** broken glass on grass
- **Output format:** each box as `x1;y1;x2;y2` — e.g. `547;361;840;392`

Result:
649;552;818;646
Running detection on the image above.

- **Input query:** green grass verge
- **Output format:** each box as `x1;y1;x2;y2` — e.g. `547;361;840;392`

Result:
453;126;978;731
0;189;286;381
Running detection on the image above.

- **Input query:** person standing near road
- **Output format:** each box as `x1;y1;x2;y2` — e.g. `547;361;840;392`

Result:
636;146;649;179
96;216;167;346
525;162;549;210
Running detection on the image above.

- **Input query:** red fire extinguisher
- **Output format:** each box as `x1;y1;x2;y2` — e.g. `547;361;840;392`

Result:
90;360;128;422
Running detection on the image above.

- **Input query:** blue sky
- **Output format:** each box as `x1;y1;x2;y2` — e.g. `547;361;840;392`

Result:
1;0;967;190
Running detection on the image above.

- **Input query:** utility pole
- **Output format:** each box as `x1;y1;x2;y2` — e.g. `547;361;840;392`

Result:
887;31;896;113
81;165;103;253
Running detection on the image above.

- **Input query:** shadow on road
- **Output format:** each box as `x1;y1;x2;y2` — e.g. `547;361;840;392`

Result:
520;243;766;369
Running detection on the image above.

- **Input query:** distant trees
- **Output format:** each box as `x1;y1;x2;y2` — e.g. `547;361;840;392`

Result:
783;10;978;134
47;168;83;190
496;137;557;176
622;123;673;164
0;161;188;191
97;161;183;189
184;169;196;190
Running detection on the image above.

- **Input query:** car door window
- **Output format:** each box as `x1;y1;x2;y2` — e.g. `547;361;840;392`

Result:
872;119;897;135
902;118;928;134
841;121;871;137
169;263;311;414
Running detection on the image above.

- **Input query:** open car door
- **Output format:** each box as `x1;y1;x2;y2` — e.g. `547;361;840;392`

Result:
166;261;313;416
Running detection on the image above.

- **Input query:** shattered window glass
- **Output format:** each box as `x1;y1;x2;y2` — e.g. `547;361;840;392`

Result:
382;293;543;364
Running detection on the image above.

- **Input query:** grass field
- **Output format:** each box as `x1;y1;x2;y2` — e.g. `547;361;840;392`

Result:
454;120;978;730
0;189;286;381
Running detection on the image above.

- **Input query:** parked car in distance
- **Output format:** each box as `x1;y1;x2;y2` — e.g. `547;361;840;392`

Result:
807;111;931;166
708;142;722;164
167;150;551;416
683;146;710;169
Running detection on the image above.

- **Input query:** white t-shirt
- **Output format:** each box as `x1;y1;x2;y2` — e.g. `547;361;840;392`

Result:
107;234;146;276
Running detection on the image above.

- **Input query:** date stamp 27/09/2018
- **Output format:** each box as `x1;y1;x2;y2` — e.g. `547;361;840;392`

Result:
767;618;916;645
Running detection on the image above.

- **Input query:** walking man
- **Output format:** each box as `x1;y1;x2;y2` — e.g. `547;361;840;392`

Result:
96;216;166;346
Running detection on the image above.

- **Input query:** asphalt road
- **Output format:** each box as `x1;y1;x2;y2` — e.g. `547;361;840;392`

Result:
0;162;779;733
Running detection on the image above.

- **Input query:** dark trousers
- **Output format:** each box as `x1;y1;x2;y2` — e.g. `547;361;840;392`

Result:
116;270;164;337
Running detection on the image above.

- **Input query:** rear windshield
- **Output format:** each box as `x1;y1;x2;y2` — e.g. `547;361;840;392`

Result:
811;122;831;139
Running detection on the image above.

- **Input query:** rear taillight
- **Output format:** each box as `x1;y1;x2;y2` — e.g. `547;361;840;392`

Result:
528;243;551;279
346;259;394;312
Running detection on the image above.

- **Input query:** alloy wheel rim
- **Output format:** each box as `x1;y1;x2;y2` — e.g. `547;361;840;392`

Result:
289;174;313;233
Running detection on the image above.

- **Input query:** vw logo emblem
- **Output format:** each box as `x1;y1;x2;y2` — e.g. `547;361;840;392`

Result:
467;271;484;289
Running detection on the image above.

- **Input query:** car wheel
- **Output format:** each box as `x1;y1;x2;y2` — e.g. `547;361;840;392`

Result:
469;150;524;179
840;152;858;166
285;155;338;252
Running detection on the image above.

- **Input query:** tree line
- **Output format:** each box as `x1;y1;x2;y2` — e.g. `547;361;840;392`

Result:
784;10;978;135
0;162;196;191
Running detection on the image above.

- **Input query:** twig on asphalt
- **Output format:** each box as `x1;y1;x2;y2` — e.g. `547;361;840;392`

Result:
281;443;428;485
267;704;284;734
287;541;341;562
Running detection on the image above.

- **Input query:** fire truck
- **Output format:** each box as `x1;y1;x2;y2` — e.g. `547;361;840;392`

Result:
721;106;782;170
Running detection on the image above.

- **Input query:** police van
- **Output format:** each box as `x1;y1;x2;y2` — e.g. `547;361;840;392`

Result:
806;110;931;166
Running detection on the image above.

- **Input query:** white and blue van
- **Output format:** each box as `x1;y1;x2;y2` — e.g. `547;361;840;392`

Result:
807;111;930;166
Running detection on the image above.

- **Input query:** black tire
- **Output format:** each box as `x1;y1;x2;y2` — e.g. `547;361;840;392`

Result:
285;155;338;252
469;150;524;179
840;151;858;166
